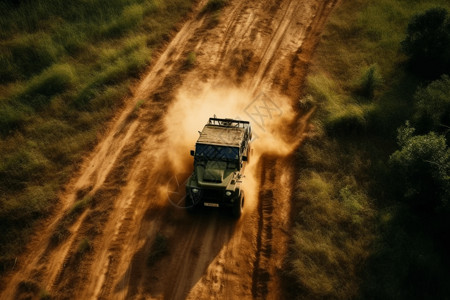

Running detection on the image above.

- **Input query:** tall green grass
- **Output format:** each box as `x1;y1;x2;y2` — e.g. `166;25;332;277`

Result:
287;0;450;298
0;0;196;273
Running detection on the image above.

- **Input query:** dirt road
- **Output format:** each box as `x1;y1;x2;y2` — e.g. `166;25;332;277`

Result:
0;0;337;299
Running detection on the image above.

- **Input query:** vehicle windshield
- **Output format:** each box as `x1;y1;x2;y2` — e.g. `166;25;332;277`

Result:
195;144;239;161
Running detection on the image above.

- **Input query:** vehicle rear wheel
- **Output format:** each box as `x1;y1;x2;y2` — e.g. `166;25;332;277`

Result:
232;191;244;218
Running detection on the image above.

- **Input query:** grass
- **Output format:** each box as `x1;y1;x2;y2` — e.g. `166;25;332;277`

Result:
286;137;375;299
0;0;196;273
76;237;93;257
286;0;450;298
184;51;197;68
69;195;93;217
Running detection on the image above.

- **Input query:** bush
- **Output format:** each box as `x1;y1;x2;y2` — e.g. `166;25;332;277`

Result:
354;64;383;99
401;7;450;78
413;75;450;133
389;122;450;212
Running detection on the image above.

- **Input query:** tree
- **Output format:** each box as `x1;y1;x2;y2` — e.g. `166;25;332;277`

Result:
401;8;450;78
414;75;450;134
390;123;450;212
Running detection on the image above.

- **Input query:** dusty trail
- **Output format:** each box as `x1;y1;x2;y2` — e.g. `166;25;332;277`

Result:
0;0;337;299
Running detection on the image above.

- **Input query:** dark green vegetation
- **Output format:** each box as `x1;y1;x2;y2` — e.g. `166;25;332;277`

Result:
0;0;195;272
201;0;228;14
401;7;450;79
286;0;450;299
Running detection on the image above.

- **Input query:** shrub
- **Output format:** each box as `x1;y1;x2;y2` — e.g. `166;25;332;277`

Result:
389;123;450;212
413;75;450;133
354;64;383;99
401;7;450;78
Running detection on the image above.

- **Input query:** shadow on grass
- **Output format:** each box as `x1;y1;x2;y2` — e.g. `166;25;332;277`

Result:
358;204;450;299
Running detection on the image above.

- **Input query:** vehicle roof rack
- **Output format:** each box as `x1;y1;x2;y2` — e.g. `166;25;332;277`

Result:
208;117;250;128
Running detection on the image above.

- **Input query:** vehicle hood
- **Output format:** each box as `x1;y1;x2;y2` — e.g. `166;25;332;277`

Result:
196;161;234;188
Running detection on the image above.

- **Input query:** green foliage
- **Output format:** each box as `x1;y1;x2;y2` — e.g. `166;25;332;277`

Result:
413;75;450;133
390;123;450;211
184;51;196;68
354;64;383;99
69;195;92;217
0;101;29;135
17;64;76;109
100;4;145;38
202;0;228;13
76;238;92;256
0;33;60;82
0;148;49;190
294;0;450;298
401;7;450;78
74;46;150;109
325;104;367;136
287;142;375;299
0;184;56;222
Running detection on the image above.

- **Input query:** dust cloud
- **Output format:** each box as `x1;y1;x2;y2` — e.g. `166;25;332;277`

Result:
163;82;303;211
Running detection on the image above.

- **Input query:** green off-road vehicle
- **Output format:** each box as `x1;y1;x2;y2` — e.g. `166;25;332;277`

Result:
185;117;252;218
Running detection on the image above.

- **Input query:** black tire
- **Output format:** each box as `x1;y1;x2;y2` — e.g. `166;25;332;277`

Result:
232;191;244;218
185;196;199;213
247;146;251;164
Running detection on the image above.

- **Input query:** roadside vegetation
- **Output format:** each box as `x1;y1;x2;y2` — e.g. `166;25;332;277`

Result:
287;0;450;298
0;0;196;273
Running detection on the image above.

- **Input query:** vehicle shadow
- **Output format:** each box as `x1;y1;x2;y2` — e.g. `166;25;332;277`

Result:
115;200;238;299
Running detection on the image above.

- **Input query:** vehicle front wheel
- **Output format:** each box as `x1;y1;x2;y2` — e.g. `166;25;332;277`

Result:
232;191;244;218
185;196;199;213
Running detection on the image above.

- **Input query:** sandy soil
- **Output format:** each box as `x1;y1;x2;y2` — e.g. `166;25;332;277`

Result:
0;0;337;299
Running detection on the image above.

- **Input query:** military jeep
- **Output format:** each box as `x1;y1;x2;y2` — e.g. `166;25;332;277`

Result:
185;117;252;218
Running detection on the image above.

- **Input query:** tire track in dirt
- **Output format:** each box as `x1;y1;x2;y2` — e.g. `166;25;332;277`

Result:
0;1;210;299
0;0;338;299
252;158;275;299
